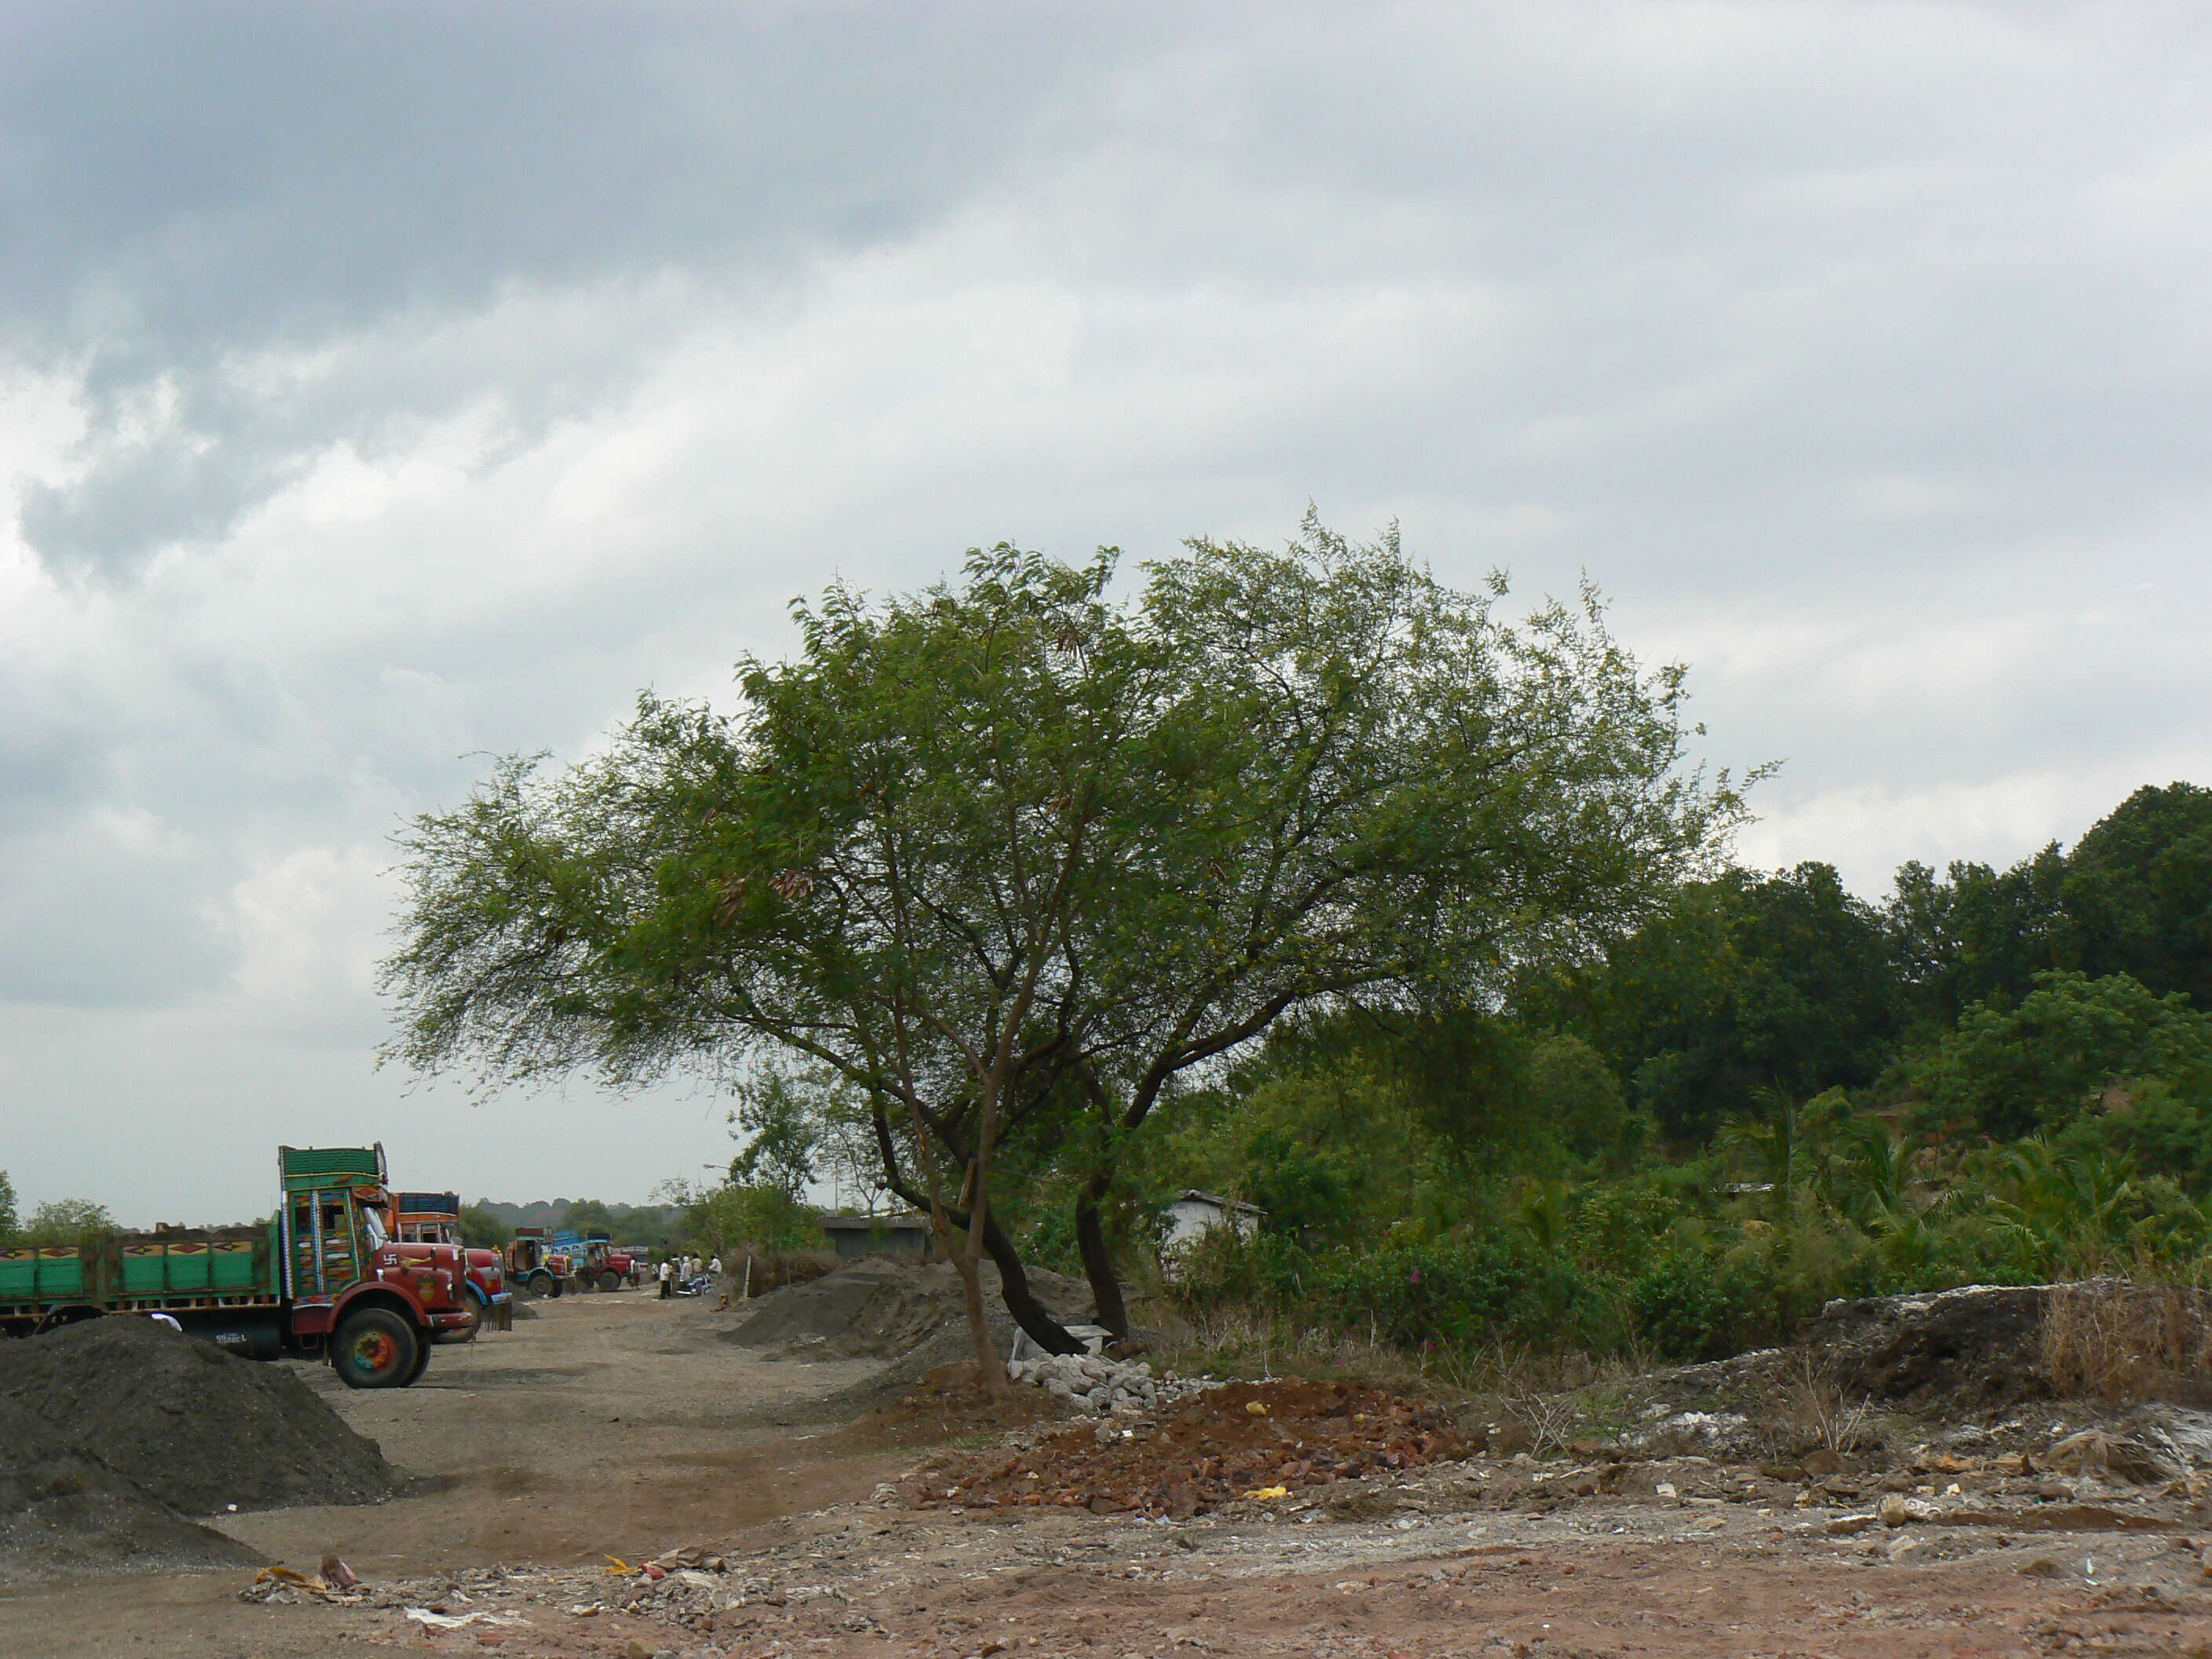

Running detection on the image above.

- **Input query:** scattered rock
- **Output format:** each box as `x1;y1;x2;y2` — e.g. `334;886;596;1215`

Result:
1880;1494;1936;1527
1007;1351;1199;1417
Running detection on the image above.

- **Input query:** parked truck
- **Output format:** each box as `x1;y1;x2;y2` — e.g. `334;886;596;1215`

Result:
390;1190;513;1340
505;1226;575;1298
0;1144;474;1388
569;1234;643;1292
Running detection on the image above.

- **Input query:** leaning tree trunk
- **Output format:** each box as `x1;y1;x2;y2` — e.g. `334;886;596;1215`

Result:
1074;1171;1130;1339
976;1210;1087;1355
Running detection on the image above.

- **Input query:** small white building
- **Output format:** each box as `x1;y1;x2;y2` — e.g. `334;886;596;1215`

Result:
1159;1189;1262;1274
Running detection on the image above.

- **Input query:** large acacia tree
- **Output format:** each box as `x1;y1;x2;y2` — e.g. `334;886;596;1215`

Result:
381;518;1748;1381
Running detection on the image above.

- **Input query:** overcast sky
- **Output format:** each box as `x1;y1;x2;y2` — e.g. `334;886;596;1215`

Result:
3;2;2209;1225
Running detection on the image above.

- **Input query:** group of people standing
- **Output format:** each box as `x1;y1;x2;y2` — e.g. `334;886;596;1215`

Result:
654;1251;723;1298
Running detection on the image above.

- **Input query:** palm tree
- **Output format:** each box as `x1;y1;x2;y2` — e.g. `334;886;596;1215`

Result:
1716;1086;1803;1220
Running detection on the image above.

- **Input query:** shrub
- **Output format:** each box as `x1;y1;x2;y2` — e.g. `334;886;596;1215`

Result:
1306;1237;1623;1353
1629;1251;1767;1361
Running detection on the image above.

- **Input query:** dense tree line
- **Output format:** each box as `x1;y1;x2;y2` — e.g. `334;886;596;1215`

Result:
1082;782;2212;1363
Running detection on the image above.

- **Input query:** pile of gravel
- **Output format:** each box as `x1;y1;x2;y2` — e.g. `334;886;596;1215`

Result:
730;1256;1093;1363
0;1393;259;1586
0;1315;396;1515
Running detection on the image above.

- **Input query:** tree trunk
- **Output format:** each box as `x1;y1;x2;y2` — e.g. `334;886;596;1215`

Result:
875;1093;1085;1359
1074;1172;1130;1339
947;1237;1007;1398
898;1099;1010;1398
958;1199;1013;1400
976;1211;1086;1355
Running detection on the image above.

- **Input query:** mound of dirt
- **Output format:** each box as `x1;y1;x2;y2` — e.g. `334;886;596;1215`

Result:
821;1361;1071;1453
730;1256;1093;1363
1804;1284;2051;1409
1800;1279;2212;1412
0;1315;396;1515
915;1377;1467;1518
0;1393;262;1586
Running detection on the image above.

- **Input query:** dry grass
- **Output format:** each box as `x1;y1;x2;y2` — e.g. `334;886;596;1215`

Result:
1156;1303;1644;1437
1777;1346;1874;1456
2041;1280;2212;1402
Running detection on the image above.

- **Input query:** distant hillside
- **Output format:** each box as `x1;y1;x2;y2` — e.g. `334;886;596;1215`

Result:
475;1199;683;1243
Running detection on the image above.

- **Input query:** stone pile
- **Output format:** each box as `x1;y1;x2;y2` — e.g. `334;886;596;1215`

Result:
1007;1352;1185;1416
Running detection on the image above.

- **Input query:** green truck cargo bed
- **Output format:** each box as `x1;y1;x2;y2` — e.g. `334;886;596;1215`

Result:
0;1225;280;1310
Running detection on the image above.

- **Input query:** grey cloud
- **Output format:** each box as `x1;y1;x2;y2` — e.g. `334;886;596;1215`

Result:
2;1;1181;577
0;4;1138;357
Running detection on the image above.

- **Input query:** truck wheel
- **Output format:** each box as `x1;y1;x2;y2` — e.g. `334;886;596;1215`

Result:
526;1270;555;1298
435;1287;485;1344
331;1308;419;1389
597;1270;621;1293
404;1334;434;1385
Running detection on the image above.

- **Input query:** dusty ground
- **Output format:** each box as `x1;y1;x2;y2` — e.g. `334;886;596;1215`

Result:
0;1290;906;1657
12;1288;2212;1657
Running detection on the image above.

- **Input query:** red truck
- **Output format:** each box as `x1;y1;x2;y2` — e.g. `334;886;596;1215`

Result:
389;1191;513;1340
0;1144;473;1388
571;1236;643;1292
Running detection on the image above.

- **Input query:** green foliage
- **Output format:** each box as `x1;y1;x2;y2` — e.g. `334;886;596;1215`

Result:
1578;864;1898;1141
1568;1181;1681;1276
1522;1034;1646;1168
1176;1229;1621;1353
1628;1252;1766;1362
457;1202;515;1249
562;1198;617;1236
727;1068;826;1202
0;1170;16;1244
668;1180;822;1258
2067;783;2212;1011
21;1198;115;1247
2088;1078;2212;1187
1885;847;2077;1030
1915;971;2212;1138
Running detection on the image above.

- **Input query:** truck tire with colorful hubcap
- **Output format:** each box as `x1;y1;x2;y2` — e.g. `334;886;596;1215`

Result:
331;1307;420;1389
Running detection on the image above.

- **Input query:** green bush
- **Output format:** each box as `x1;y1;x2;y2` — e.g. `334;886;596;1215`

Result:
1182;1234;1624;1353
1629;1251;1767;1361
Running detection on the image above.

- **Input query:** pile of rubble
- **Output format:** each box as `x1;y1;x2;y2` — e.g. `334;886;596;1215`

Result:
1006;1351;1201;1417
914;1377;1469;1518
